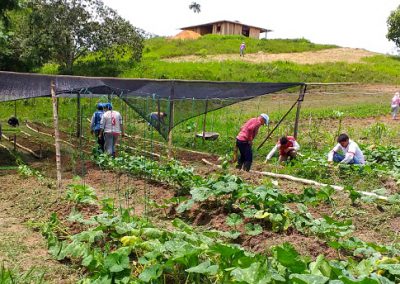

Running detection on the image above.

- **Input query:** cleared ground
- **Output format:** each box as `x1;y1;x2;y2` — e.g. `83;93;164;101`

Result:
164;47;378;64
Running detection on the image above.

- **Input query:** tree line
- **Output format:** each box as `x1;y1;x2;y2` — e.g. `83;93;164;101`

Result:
1;1;399;76
0;0;144;75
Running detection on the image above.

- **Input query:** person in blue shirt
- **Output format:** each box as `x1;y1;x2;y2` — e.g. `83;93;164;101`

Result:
90;103;105;152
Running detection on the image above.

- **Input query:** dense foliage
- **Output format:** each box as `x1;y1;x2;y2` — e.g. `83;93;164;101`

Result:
0;0;144;74
40;184;400;283
387;5;400;50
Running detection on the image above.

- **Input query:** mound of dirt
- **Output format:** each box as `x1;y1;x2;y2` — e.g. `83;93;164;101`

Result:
171;30;201;40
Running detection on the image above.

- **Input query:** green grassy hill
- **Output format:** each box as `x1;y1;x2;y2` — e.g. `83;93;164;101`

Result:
40;35;400;84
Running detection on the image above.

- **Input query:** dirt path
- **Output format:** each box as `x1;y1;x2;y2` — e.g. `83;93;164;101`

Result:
164;47;377;64
0;174;77;283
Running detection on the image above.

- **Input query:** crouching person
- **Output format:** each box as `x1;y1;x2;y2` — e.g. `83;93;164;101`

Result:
266;135;300;163
328;133;365;165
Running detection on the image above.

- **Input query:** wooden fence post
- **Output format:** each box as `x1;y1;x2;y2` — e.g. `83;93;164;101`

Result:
51;81;62;191
294;85;307;139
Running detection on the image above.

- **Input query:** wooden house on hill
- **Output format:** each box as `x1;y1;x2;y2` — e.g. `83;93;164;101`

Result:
180;20;271;39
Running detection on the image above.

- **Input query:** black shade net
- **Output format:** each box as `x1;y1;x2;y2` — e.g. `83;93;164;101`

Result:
0;71;304;139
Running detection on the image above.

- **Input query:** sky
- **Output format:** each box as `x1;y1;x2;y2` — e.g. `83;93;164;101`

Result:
102;0;400;54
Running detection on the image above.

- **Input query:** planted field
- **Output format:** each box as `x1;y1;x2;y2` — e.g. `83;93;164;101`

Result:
0;82;399;283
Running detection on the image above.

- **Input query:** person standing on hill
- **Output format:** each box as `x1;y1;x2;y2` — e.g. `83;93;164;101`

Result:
391;91;400;120
90;103;105;152
265;135;300;163
99;103;124;157
240;42;246;57
328;133;365;165
235;114;269;171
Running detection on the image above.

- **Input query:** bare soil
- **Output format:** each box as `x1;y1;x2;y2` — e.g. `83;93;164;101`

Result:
164;47;377;64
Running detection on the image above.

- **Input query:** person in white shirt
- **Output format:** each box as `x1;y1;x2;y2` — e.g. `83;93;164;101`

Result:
99;103;123;157
391;91;400;120
265;136;300;162
328;133;365;165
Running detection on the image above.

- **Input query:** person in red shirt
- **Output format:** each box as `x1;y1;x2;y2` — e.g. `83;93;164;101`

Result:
236;114;269;171
265;136;300;163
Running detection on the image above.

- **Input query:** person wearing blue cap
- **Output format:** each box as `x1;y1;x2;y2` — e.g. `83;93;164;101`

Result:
235;113;269;171
90;103;105;152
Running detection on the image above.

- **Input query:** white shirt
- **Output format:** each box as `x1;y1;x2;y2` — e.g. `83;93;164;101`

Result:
328;140;365;164
100;110;123;134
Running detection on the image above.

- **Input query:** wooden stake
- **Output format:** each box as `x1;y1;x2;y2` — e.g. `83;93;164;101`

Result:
202;99;209;141
167;84;175;158
294;85;307;139
76;93;81;138
51;81;62;190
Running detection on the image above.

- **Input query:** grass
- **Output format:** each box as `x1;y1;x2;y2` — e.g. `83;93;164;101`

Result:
35;35;400;85
121;56;400;84
143;35;338;59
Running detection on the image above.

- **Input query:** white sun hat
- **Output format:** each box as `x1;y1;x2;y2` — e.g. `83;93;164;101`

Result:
260;113;269;125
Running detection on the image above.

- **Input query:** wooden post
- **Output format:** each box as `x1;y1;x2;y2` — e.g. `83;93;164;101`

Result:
293;85;307;139
157;97;161;131
257;98;300;150
13;134;16;151
202;99;209;141
167;83;175;158
14;100;17;117
76;93;81;138
51;81;62;191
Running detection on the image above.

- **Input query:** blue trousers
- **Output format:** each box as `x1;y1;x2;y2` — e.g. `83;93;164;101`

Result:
333;152;361;164
236;139;252;171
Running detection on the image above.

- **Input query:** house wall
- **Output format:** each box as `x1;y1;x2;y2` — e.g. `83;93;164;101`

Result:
215;22;242;35
249;27;260;39
185;22;261;38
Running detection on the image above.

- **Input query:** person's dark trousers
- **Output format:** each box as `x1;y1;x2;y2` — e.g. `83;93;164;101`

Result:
94;130;105;152
236;139;252;171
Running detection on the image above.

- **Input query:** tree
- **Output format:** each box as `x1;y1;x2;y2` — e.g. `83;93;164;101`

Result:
0;0;19;27
24;0;144;74
387;5;400;49
189;2;201;13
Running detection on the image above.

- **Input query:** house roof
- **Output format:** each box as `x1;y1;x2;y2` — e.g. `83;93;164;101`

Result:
180;20;272;33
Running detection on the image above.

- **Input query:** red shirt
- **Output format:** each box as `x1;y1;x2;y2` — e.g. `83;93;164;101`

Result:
236;118;263;142
279;136;295;156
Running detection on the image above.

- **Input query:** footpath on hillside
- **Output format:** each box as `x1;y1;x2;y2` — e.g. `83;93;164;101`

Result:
164;47;377;64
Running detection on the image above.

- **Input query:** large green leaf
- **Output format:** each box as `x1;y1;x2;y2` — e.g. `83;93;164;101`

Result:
245;223;263;236
185;260;219;275
190;187;212;201
377;264;400;275
230;262;264;284
139;264;163;282
226;213;243;227
289;274;329;284
275;243;307;273
104;252;130;273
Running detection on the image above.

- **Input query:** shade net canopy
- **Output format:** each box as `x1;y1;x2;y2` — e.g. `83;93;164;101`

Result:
0;71;304;139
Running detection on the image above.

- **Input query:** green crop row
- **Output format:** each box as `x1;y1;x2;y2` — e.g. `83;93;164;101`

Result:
41;185;400;283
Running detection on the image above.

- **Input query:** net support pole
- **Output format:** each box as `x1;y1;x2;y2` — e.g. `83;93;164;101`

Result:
202;98;209;141
76;92;81;138
167;83;175;158
51;81;62;191
293;85;307;139
257;93;301;151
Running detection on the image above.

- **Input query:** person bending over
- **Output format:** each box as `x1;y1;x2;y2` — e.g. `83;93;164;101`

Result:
266;135;300;163
328;133;365;165
236;113;269;171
